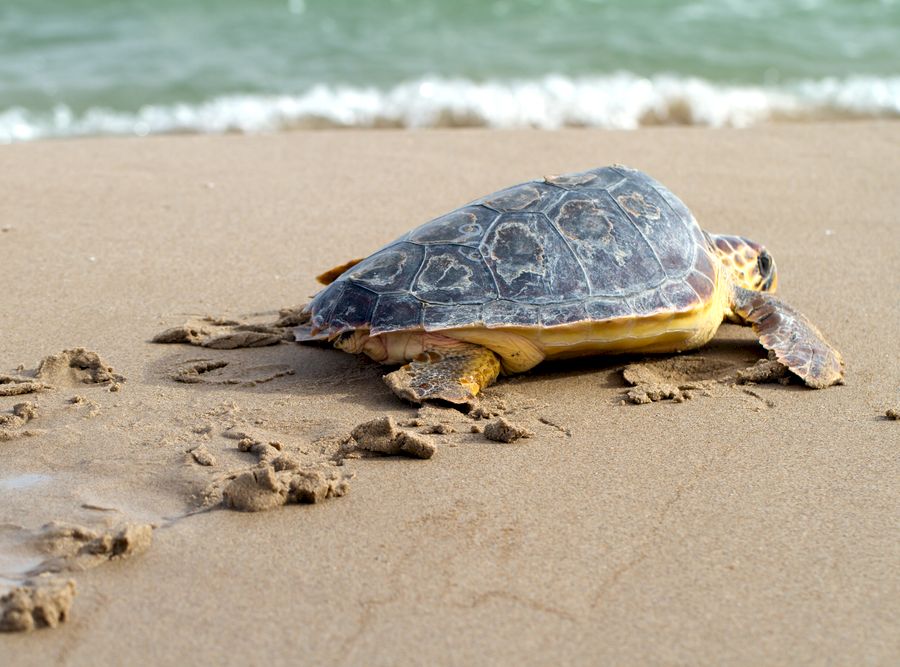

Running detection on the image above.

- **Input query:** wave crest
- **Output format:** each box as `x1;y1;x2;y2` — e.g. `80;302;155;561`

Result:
2;73;899;142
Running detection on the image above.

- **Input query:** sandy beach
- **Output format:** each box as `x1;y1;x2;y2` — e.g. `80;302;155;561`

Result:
1;122;898;665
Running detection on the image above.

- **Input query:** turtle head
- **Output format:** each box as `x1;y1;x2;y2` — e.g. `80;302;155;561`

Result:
709;233;778;293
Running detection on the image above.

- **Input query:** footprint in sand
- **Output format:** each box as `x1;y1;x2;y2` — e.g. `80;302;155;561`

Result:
2;348;124;396
167;358;295;386
152;314;302;387
1;349;125;442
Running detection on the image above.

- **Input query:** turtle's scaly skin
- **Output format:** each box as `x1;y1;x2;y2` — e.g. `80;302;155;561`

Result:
308;166;718;340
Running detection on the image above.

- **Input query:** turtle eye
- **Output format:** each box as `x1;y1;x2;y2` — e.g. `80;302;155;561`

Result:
757;251;772;276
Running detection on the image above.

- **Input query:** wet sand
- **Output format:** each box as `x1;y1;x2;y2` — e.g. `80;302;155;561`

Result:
1;123;898;664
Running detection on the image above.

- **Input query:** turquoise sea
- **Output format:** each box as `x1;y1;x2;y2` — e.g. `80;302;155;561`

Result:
1;0;899;141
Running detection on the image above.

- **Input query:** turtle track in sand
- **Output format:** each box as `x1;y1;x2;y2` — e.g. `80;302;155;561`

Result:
0;348;153;633
619;351;793;407
151;312;302;388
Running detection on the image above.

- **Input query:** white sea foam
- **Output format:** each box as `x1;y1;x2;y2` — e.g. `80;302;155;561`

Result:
2;73;899;142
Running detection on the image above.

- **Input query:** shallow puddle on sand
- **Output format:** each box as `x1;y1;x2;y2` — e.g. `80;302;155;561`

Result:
0;524;45;589
0;473;52;491
0;556;44;588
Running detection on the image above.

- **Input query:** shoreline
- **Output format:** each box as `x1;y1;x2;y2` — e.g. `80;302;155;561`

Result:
4;113;900;146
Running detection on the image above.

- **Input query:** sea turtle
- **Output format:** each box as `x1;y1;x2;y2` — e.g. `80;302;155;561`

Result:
297;165;843;404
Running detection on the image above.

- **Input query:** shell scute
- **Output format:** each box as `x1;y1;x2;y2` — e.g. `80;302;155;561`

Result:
482;300;541;327
345;242;425;293
478;182;565;213
480;212;587;304
540;301;591;327
585;297;633;321
652;180;694;223
659;280;703;311
310;281;346;331
423;303;483;331
692;248;717;282
407;206;497;246
370;293;424;335
547;190;666;297
629;289;672;317
412;245;496;305
544;166;626;191
325;283;378;332
686;270;716;303
606;176;696;275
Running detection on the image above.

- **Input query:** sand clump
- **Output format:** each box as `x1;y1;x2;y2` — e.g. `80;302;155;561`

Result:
735;354;791;385
203;326;286;349
273;306;310;328
152;317;286;350
621;354;799;404
0;401;37;428
469;396;509;420
483;417;533;443
32;523;154;574
349;416;436;459
189;445;217;466
618;355;792;404
1;348;121;396
420;422;455;434
0;376;52;397
0;401;39;441
400;404;466;434
0;577;76;633
218;432;351;512
222;465;350;512
34;348;124;388
620;357;727;404
152;325;209;346
885;408;899;421
236;436;286;464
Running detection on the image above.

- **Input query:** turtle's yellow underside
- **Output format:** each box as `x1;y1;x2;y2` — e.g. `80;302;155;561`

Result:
351;280;730;374
447;291;727;372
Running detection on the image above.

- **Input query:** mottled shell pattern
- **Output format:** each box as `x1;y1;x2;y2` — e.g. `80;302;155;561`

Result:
307;165;718;337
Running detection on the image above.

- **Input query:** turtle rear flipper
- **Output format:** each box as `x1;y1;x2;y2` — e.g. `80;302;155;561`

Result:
383;342;501;405
289;308;331;344
732;287;844;388
316;258;365;286
293;325;332;345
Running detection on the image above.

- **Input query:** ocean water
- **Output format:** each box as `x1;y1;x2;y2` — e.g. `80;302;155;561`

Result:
1;0;899;141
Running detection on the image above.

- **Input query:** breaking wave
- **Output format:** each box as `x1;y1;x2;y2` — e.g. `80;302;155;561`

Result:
2;73;899;142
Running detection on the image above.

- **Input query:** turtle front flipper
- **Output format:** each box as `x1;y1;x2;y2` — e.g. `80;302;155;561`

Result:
383;342;501;405
732;287;844;388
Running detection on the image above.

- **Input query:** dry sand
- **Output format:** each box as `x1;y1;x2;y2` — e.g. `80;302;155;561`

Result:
1;123;898;664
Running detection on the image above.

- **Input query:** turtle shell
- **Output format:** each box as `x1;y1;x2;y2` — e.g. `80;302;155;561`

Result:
307;165;716;336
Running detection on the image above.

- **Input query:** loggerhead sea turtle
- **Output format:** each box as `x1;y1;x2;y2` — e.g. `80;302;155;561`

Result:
297;165;843;404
